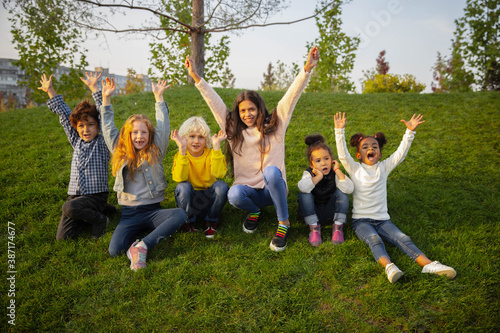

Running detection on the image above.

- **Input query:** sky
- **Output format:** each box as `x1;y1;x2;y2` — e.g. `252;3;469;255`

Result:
0;0;468;93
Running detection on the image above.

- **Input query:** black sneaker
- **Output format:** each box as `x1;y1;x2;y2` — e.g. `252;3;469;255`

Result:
269;224;290;252
243;211;261;233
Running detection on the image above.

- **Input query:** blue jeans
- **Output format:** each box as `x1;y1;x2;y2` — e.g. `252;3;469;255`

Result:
352;218;424;262
227;166;288;221
298;189;349;225
174;180;229;223
108;203;187;257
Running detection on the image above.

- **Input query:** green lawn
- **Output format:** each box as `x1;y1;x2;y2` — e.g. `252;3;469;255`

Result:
1;88;499;332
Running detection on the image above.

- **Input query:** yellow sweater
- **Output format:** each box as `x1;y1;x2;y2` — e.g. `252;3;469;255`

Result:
171;148;227;190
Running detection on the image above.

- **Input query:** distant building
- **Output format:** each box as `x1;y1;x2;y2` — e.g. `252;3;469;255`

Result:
0;58;152;108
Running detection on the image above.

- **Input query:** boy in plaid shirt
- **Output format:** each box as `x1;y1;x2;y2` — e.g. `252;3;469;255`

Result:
39;73;114;240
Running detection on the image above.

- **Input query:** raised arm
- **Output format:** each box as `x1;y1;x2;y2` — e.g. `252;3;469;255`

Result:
334;112;357;174
152;80;171;156
275;46;320;130
304;46;320;73
99;78;119;151
152;80;171;103
185;56;202;84
186;56;228;131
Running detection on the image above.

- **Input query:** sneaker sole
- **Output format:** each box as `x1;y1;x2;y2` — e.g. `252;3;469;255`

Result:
205;234;215;239
269;242;286;252
242;223;257;234
388;271;403;283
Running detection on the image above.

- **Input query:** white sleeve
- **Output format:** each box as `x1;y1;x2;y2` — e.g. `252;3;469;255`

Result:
298;171;315;193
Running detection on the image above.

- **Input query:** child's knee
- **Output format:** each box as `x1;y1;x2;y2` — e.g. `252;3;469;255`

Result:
62;200;77;218
212;180;229;196
263;165;281;181
175;182;194;196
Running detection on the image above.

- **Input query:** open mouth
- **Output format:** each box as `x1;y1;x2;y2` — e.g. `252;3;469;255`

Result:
367;152;376;161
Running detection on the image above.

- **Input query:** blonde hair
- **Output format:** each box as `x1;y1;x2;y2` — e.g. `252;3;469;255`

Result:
178;116;212;149
111;114;160;180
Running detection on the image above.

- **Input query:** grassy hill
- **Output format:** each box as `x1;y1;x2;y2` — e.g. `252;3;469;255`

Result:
1;87;499;332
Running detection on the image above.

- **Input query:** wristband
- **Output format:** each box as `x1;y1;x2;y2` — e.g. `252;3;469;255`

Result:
333;168;340;172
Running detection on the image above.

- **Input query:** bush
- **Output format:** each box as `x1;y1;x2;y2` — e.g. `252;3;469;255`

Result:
363;73;426;93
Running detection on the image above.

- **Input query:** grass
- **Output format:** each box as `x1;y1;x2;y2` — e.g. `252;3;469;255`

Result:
1;87;499;332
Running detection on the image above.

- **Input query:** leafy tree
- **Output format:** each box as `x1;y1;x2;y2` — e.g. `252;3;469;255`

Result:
260;63;276;91
306;0;359;93
431;41;474;93
454;0;500;90
5;0;339;86
3;0;88;104
0;92;6;112
364;74;425;93
376;50;390;75
123;68;146;95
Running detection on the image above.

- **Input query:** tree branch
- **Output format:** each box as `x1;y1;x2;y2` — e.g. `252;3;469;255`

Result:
74;0;194;30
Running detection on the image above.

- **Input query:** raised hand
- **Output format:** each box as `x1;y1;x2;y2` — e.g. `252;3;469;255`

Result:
170;129;187;154
304;46;320;73
101;78;116;97
152;80;171;102
401;114;425;131
334;112;346;129
185;56;201;84
38;74;56;98
211;130;227;151
80;72;102;93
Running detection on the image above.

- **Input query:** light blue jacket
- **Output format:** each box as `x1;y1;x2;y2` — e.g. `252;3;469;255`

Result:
100;102;170;199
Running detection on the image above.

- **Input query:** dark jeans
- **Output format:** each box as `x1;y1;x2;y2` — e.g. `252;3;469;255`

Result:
297;189;349;225
174;180;229;223
56;192;109;240
108;203;187;257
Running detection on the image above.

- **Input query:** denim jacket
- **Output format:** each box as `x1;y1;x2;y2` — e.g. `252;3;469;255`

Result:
100;102;170;199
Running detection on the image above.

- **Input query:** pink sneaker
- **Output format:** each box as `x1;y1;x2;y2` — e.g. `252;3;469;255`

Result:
332;224;344;245
309;225;322;247
126;241;147;271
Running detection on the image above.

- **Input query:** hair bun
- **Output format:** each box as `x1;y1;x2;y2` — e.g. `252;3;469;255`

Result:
304;134;325;146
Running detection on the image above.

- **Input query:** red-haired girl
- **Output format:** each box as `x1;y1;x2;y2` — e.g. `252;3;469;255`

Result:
101;78;187;271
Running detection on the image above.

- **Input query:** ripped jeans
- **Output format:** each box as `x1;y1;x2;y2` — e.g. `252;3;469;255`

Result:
352;218;424;262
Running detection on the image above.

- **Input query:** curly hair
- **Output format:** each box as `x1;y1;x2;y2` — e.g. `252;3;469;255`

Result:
69;100;99;128
178;116;212;149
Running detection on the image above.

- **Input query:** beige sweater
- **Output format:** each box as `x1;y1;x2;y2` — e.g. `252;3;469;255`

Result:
196;69;312;189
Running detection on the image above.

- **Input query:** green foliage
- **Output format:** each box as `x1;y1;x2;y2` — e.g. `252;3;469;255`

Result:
5;0;88;104
148;0;234;87
259;60;300;92
1;89;499;332
363;74;426;93
431;42;475;93
454;0;500;90
306;0;359;93
123;68;146;95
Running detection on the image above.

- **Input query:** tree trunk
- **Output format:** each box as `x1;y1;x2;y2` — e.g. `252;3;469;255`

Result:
189;0;205;85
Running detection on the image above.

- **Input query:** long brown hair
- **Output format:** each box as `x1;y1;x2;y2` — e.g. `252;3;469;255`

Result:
225;90;279;174
111;114;160;180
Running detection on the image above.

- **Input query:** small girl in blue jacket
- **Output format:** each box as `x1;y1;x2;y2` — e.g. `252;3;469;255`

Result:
100;78;187;271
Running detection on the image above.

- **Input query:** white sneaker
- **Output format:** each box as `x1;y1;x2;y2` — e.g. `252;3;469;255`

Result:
422;261;456;279
385;263;403;283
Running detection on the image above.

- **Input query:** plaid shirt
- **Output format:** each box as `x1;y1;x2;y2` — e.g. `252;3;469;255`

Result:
47;92;110;195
